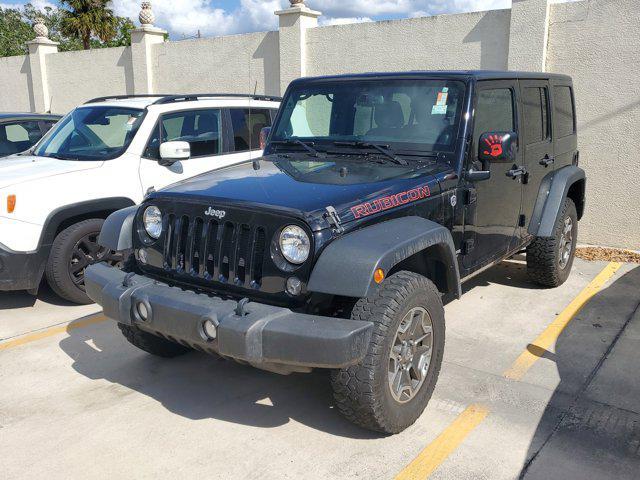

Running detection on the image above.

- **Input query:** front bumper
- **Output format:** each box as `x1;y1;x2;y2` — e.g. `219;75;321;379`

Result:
85;263;373;371
0;242;49;291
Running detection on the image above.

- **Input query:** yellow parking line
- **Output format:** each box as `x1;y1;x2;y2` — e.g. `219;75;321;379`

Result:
503;261;622;380
0;313;107;351
394;404;489;480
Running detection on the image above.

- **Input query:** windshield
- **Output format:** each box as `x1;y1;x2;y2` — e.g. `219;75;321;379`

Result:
272;79;466;153
34;106;144;160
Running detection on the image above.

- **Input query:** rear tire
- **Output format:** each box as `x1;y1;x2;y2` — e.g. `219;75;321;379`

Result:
118;324;191;358
330;271;445;434
527;198;578;287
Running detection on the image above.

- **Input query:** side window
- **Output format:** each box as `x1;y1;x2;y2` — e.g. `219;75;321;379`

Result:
6;121;42;144
522;87;550;144
554;86;576;138
473;88;515;156
229;108;273;152
145;109;222;159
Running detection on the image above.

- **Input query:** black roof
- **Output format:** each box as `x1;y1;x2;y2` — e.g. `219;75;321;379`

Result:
0;112;62;122
293;70;573;84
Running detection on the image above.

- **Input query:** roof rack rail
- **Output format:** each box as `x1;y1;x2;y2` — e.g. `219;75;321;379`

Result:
84;94;172;105
151;93;282;105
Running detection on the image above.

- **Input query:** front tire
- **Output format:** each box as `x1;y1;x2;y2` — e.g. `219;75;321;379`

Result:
330;271;445;434
45;218;122;304
527;198;578;287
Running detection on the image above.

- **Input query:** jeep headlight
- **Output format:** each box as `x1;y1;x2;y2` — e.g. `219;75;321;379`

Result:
279;225;310;264
143;206;162;239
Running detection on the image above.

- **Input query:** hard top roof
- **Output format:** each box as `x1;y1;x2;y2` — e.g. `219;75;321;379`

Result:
0;112;62;121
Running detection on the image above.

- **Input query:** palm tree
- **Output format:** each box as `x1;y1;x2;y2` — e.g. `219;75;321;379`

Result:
60;0;117;50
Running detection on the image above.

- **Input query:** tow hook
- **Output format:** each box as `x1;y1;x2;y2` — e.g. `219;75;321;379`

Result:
235;297;250;316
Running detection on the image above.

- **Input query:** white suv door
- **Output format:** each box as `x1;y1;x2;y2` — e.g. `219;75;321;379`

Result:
138;107;249;192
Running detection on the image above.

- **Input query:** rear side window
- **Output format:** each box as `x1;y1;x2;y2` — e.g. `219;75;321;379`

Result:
229;108;273;151
554;86;576;138
145;109;222;159
473;88;515;155
522;87;550;144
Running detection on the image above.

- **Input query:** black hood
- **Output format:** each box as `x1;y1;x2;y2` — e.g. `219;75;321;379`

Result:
151;154;447;230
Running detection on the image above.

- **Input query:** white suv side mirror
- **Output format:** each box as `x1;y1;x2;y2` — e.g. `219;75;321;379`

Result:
159;141;190;165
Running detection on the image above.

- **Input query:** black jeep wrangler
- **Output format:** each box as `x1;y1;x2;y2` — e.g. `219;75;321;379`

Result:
86;71;584;434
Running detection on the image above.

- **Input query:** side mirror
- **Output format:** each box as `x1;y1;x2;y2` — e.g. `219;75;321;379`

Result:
259;126;271;150
478;131;517;164
159;141;190;165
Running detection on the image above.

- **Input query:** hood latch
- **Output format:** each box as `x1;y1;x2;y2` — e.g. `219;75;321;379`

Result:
324;206;344;234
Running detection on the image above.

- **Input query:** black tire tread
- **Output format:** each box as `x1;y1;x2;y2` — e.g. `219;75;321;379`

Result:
330;271;444;434
118;323;190;358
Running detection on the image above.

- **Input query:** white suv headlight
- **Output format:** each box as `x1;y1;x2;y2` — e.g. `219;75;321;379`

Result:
143;206;162;239
279;225;310;264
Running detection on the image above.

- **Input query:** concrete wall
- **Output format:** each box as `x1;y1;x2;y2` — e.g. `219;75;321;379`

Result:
152;31;280;96
306;9;511;76
46;47;134;113
0;55;33;112
547;0;640;248
1;0;638;248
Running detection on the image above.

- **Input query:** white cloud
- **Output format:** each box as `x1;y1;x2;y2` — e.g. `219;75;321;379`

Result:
320;16;373;26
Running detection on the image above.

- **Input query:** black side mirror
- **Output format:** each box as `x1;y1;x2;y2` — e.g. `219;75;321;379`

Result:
478;131;517;164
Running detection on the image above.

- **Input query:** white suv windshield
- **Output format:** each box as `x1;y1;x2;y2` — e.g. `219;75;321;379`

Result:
34;106;144;160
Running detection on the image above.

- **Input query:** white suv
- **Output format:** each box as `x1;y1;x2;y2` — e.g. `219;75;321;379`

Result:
0;94;280;303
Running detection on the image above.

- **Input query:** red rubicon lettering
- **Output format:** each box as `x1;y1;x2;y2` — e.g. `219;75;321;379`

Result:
350;184;431;219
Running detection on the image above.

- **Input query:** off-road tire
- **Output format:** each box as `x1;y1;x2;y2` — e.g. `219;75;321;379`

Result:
118;324;191;358
527;198;578;287
45;218;105;304
330;271;445;434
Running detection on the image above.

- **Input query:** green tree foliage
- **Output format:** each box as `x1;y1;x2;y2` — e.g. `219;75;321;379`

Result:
60;0;118;50
0;3;134;57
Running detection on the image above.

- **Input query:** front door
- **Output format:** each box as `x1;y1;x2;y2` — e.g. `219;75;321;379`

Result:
519;79;554;241
463;80;524;270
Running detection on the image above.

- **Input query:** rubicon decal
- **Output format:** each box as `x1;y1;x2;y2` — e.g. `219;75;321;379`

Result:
351;185;431;219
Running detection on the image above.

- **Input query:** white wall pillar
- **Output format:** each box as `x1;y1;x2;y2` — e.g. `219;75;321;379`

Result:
26;37;59;113
508;0;551;71
130;26;166;94
275;1;321;95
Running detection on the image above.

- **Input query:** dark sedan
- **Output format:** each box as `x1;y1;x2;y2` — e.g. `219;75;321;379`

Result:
0;113;61;157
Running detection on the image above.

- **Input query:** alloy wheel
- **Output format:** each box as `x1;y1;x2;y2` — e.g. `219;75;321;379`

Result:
69;232;123;291
558;216;574;269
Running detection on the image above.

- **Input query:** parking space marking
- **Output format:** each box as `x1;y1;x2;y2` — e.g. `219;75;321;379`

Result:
0;313;107;351
394;404;489;480
503;261;622;381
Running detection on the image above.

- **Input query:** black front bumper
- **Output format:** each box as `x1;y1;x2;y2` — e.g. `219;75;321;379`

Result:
85;263;373;371
0;242;49;291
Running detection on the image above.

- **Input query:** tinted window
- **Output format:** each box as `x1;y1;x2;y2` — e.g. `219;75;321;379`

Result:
145;109;222;159
474;88;515;154
0;121;43;155
229;108;273;151
523;87;550;144
554;86;575;138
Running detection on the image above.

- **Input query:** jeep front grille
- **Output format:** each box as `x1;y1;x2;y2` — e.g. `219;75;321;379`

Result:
162;213;267;288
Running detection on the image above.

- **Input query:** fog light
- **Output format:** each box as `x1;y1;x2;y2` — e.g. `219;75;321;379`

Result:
286;276;302;296
202;319;217;340
138;248;148;264
136;302;149;321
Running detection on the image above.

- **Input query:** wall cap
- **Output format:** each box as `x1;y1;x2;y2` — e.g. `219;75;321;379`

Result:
275;5;321;18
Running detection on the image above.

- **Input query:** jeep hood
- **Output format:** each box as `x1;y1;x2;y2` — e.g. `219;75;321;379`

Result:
152;154;446;230
0;155;101;189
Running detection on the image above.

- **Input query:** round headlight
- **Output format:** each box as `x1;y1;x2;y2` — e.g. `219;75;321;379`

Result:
143;206;162;239
279;225;310;264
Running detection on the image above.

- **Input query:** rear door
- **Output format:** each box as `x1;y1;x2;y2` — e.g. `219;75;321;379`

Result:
519;79;554;239
228;106;274;159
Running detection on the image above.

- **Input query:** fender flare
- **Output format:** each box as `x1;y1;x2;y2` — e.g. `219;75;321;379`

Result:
98;205;139;251
307;216;461;299
528;165;586;238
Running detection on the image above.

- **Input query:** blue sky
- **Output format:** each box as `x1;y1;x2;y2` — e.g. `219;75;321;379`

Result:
1;1;577;39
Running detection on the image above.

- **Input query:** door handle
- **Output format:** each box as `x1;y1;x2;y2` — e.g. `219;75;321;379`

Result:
506;166;527;178
539;155;555;167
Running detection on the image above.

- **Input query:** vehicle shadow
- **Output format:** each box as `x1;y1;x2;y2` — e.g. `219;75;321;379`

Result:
519;265;640;479
0;283;76;310
462;255;543;294
58;320;383;439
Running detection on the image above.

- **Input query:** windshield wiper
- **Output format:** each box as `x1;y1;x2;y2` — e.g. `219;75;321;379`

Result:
333;141;408;165
45;153;79;160
270;139;323;158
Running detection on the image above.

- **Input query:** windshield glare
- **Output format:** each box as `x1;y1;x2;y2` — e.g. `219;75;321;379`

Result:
34;106;144;160
272;79;466;153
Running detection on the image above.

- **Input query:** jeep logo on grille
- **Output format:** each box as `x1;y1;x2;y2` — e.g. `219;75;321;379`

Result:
204;207;226;219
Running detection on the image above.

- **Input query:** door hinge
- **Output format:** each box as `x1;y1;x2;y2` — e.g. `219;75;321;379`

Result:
464;188;477;205
462;238;475;255
519;214;526;227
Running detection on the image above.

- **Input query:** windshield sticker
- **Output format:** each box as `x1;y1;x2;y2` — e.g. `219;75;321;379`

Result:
125;116;138;131
350;185;431;219
432;89;449;115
